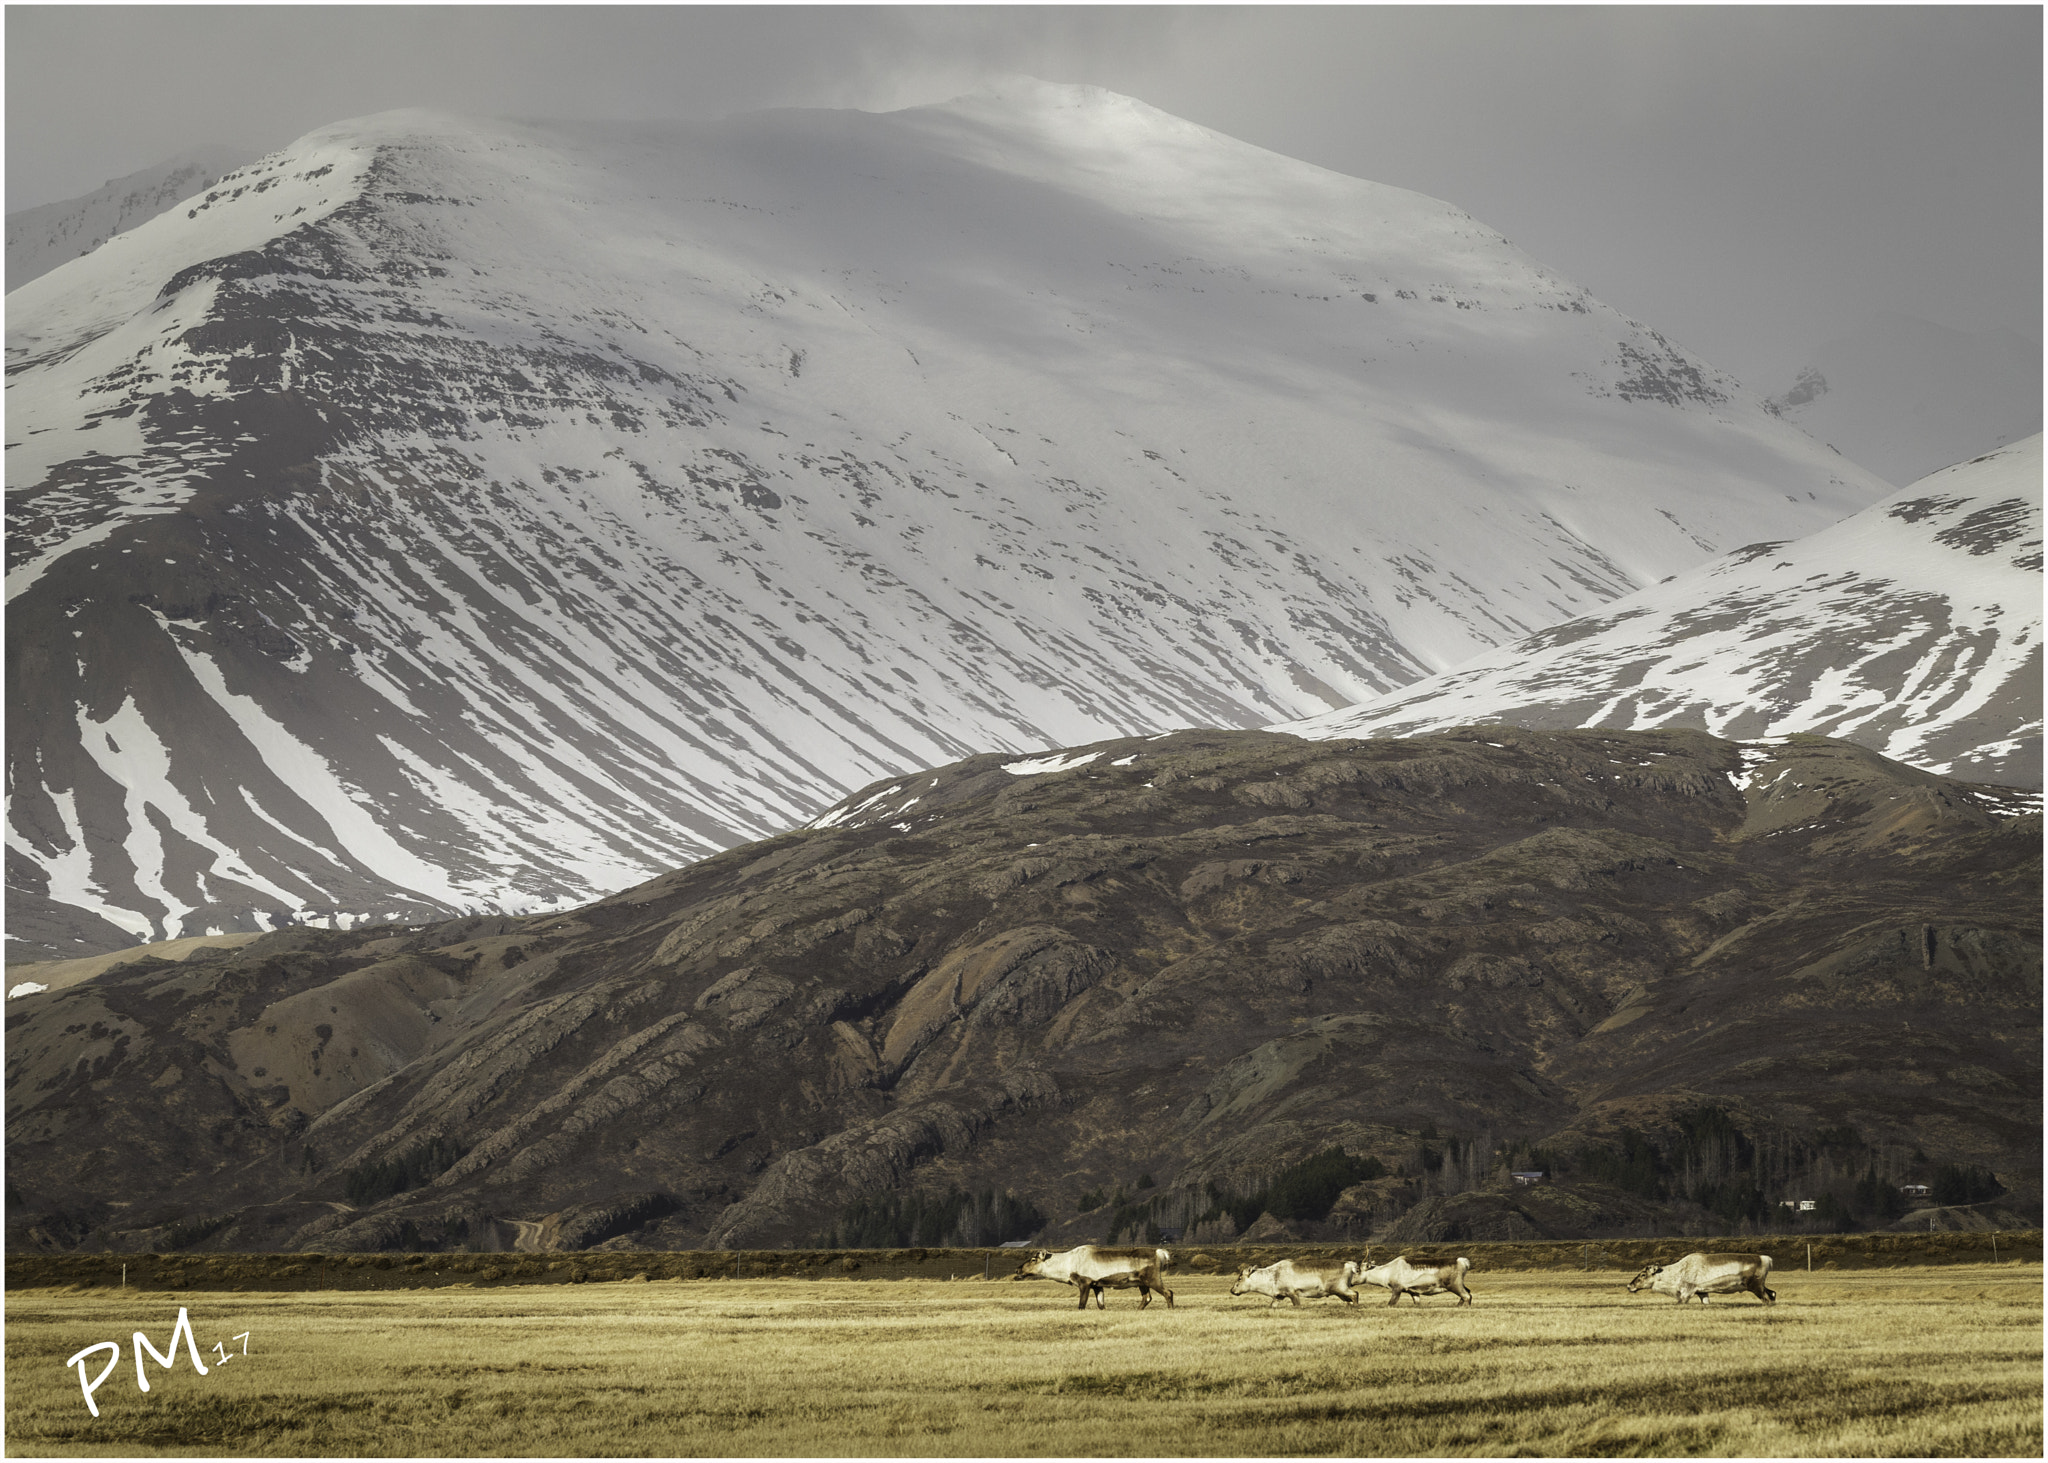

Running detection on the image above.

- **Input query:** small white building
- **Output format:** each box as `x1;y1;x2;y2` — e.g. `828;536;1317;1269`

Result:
1778;1198;1816;1212
1900;1184;1931;1199
1510;1171;1545;1186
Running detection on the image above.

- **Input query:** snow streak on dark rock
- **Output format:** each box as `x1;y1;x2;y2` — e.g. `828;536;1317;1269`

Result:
7;89;1886;959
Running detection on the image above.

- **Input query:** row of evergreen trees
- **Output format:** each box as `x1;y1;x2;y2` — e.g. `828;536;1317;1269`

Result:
1549;1108;2001;1231
814;1146;1393;1250
1061;1147;1392;1244
778;1111;1997;1251
811;1186;1045;1249
1414;1125;1499;1196
1195;1147;1387;1234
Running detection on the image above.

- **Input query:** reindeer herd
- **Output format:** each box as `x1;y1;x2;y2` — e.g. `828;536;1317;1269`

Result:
1013;1243;1779;1311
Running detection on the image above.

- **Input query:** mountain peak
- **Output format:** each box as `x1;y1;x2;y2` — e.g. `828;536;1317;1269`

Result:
1281;434;2044;790
928;75;1216;133
1767;313;2042;485
7;98;1889;958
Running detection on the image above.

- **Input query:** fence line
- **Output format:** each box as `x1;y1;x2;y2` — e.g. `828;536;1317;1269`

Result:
7;1229;2037;1293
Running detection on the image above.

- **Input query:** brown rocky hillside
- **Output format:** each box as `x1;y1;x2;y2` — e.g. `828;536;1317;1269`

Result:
6;728;2038;1253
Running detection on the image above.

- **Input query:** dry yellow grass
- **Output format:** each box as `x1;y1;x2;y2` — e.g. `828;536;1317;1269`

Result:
5;1264;2038;1456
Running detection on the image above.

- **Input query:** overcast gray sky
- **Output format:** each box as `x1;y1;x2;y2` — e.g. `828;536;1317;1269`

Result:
6;5;2040;389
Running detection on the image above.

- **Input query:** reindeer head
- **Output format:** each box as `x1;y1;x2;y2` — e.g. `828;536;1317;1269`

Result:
1626;1263;1664;1293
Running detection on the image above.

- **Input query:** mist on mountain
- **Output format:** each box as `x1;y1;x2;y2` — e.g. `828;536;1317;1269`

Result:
6;84;1887;960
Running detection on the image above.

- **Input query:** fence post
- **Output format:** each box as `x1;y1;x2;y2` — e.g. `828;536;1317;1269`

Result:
1806;1244;1811;1274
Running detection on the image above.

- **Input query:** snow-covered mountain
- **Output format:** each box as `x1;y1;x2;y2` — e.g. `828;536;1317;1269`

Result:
6;148;254;290
5;83;1890;959
1767;313;2042;487
1280;435;2043;789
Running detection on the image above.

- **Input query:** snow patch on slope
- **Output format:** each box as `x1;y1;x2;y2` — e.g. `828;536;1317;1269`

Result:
7;90;1898;950
1002;750;1105;776
1282;436;2043;788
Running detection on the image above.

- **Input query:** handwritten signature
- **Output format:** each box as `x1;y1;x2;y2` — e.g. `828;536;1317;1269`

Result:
65;1309;249;1417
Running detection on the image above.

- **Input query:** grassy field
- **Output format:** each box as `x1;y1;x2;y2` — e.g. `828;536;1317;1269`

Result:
5;1264;2039;1457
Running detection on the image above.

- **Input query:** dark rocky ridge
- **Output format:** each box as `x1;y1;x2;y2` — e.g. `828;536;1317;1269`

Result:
6;727;2038;1254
